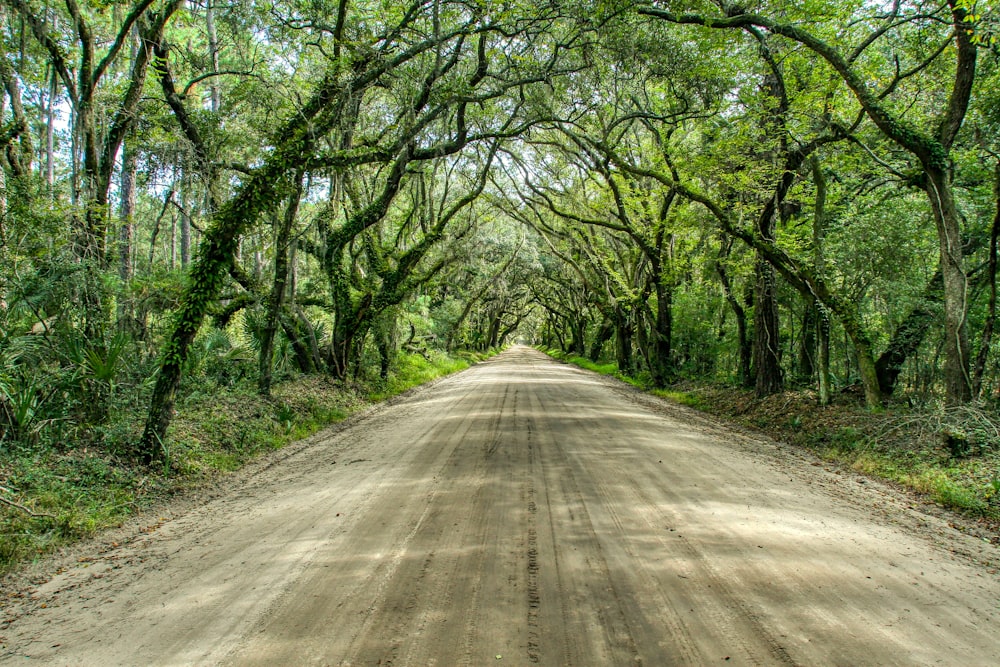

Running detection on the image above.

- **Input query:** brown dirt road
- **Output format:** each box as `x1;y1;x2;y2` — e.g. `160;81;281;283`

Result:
2;346;998;666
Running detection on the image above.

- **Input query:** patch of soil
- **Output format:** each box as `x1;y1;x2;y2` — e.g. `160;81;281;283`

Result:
665;382;1000;545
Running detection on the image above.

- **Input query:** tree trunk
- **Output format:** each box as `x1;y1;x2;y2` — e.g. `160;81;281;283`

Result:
119;139;137;283
570;318;586;356
378;339;392;379
550;315;565;352
590;317;613;362
973;161;1000;398
797;298;817;382
206;0;221;113
635;311;651;371
614;311;634;375
279;306;320;374
875;272;941;397
330;323;355;379
180;177;192;267
46;68;56;191
816;303;832;406
259;175;302;395
649;279;673;387
753;253;783;396
487;311;503;348
811;156;831;405
169;211;177;269
329;283;373;378
925;166;972;404
716;254;751;388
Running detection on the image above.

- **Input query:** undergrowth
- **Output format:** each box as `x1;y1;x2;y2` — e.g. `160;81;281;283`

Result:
0;349;491;577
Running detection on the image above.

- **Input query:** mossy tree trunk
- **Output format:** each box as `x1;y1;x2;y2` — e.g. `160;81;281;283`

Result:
139;66;354;460
973;162;1000;398
590;317;614;362
259;173;303;396
715;240;752;388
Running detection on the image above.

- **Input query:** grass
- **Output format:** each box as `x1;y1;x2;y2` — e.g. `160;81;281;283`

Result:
651;388;707;410
0;450;151;569
562;355;618;376
368;350;481;401
0;349;490;577
542;349;646;388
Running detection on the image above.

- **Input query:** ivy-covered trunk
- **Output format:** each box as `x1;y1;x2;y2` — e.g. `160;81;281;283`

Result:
925;166;972;404
753;253;783;397
329;290;373;379
280;306;321;374
141;182;291;458
875;272;941;397
139;101;328;460
78;108;113;344
259;175;302;395
648;278;674;388
590;317;614;362
614;310;634;375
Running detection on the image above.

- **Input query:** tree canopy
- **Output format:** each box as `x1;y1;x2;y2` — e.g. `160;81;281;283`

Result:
1;0;998;459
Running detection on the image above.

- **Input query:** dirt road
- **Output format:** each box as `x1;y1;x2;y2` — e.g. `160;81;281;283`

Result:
2;346;998;666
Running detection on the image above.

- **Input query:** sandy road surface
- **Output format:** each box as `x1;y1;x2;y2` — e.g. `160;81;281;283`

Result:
2;346;999;666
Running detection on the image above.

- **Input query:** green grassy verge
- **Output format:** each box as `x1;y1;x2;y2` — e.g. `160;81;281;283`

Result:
0;350;491;577
543;348;1000;528
541;349;646;388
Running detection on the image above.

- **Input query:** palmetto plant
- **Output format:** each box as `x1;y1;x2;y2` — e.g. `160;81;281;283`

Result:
83;332;130;388
50;331;133;424
0;366;59;447
0;335;51;446
83;333;131;420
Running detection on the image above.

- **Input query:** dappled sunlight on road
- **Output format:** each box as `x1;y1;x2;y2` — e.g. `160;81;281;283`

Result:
3;346;998;666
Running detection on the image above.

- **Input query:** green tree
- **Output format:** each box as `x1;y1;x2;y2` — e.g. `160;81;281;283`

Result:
641;0;981;403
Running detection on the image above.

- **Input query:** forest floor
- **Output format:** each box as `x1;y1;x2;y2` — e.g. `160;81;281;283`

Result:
1;346;998;665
